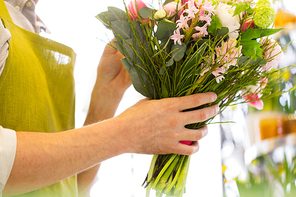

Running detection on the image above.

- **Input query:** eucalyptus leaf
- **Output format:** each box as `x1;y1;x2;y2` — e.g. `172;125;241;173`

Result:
166;58;174;67
95;11;111;29
139;7;155;19
121;58;132;73
181;42;207;77
129;64;154;98
171;43;186;61
113;39;125;57
155;19;177;40
108;6;128;22
160;57;174;75
111;20;132;40
216;27;229;40
133;20;146;44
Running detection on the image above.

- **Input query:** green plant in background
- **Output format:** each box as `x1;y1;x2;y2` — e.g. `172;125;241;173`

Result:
236;150;296;197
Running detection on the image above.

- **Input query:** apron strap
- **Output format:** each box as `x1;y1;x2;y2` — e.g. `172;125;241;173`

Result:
0;0;13;22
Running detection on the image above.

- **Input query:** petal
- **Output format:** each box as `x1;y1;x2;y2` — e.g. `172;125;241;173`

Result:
249;100;264;110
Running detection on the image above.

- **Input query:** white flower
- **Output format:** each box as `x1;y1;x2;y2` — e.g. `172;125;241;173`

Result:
214;3;240;39
154;9;167;20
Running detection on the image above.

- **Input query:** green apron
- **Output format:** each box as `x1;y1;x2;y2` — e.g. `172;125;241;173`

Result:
0;0;78;196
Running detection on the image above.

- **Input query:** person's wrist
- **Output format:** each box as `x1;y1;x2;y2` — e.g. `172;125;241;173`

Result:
84;83;125;125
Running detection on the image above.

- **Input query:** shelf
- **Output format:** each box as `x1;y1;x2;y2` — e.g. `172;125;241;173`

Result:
244;133;296;165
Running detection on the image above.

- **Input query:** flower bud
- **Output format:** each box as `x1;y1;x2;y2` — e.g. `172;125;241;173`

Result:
241;19;255;32
127;0;147;21
154;9;167;20
163;2;183;18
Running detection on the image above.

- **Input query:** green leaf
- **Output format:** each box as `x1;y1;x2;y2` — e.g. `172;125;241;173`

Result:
160;58;174;75
121;58;131;73
216;27;229;40
241;28;284;40
155;19;177;40
122;38;141;66
133;20;146;44
233;3;249;16
171;43;187;61
181;42;207;77
238;56;267;66
162;83;169;98
130;65;152;98
240;28;284;58
111;20;132;40
108;6;128;22
112;40;125;57
166;58;174;67
139;7;155;19
208;14;222;36
96;11;111;29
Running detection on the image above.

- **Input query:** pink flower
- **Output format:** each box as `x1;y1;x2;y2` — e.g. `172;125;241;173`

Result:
243;92;264;110
195;24;208;36
261;39;284;71
164;2;183;18
201;1;215;14
199;10;212;25
128;0;147;21
212;67;226;83
176;14;189;30
185;0;199;18
181;0;202;7
171;28;184;45
215;39;241;69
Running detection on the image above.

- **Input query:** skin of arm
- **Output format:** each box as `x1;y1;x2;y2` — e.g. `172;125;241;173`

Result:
77;42;131;197
3;91;218;197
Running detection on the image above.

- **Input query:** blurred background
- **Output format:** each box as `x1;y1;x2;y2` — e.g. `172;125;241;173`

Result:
35;0;296;196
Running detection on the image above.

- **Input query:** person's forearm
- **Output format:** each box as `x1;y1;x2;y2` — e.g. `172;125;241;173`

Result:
77;86;124;197
3;119;126;197
84;83;124;125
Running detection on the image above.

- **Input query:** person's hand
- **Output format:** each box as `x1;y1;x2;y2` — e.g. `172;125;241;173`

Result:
95;40;131;95
114;92;218;156
85;41;131;125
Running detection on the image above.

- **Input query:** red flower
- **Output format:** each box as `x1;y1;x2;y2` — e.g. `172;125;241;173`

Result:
241;19;255;32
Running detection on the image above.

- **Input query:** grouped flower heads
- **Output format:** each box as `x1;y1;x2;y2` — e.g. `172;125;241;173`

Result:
97;0;293;197
99;0;285;109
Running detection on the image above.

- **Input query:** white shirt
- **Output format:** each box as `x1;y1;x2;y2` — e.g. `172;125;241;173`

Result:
0;1;48;195
0;127;16;197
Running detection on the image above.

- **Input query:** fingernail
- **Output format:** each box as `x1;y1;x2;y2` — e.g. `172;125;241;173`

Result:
212;93;217;102
194;144;200;152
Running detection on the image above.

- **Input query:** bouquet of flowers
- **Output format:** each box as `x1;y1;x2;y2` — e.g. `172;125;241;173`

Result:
97;0;294;196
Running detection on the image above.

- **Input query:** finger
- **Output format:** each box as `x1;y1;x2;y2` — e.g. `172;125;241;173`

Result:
173;141;200;155
179;126;208;142
180;105;219;125
173;92;217;111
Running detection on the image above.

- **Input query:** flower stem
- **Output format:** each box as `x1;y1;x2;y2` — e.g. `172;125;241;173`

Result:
184;14;200;44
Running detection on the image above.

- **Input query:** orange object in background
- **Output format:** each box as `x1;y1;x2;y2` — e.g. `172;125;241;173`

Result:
283;114;296;134
259;116;284;140
274;9;296;28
